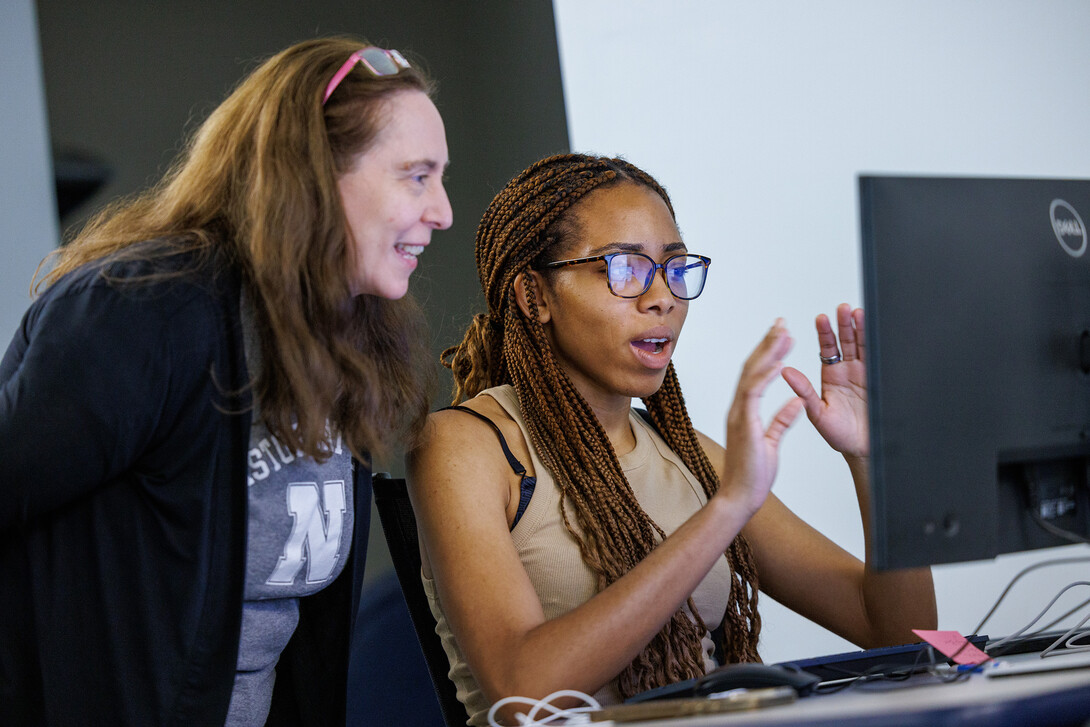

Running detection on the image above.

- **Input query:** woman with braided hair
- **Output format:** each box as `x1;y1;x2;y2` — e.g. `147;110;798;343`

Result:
407;153;935;724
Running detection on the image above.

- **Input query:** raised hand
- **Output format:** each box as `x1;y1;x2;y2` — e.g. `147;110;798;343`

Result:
781;304;869;459
719;319;805;517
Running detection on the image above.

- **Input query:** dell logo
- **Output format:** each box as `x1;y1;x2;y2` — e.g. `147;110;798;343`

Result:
1050;199;1087;258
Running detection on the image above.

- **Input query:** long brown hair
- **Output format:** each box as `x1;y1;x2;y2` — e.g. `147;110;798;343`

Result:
442;153;761;698
36;37;437;463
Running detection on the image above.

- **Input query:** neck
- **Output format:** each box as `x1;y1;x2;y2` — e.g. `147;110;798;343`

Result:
582;390;637;456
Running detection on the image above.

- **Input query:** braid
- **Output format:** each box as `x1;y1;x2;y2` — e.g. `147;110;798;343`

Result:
644;367;763;665
444;153;761;698
440;313;497;405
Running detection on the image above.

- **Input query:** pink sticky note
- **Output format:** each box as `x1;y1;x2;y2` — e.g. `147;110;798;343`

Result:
912;629;990;666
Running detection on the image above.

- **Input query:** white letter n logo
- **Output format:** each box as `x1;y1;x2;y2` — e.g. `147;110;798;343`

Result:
266;480;347;586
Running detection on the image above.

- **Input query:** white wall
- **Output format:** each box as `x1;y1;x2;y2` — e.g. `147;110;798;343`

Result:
0;0;58;343
554;0;1090;664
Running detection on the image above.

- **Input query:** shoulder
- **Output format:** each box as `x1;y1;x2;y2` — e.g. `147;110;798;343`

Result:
416;392;523;464
16;248;244;407
409;391;534;501
693;428;726;479
36;245;238;336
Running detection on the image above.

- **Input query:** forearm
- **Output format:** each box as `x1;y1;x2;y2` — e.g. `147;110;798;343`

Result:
857;565;937;646
464;494;751;706
847;455;938;644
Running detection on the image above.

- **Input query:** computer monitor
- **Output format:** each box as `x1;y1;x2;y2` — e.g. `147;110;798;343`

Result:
860;175;1090;570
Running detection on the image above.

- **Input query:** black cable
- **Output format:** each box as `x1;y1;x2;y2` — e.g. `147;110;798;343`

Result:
810;645;965;695
1030;509;1090;545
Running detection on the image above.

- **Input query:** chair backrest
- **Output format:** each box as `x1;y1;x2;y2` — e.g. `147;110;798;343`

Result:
372;473;466;727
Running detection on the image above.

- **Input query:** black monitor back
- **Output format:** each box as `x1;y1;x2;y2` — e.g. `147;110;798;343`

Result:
860;175;1090;569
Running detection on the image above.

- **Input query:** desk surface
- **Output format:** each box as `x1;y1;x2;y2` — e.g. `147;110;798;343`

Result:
611;651;1090;727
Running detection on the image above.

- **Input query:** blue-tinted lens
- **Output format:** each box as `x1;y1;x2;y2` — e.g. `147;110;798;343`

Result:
665;255;708;299
607;254;654;296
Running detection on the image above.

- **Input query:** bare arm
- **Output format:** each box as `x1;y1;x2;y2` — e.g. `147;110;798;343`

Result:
744;304;936;647
406;322;801;714
408;410;751;708
739;468;936;648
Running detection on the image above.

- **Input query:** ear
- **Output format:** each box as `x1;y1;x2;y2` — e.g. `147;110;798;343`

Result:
513;270;552;325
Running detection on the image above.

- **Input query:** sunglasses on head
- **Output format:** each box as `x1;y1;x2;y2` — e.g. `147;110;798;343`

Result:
323;47;411;105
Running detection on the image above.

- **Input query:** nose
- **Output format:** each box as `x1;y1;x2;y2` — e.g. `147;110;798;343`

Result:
425;181;454;230
637;265;676;313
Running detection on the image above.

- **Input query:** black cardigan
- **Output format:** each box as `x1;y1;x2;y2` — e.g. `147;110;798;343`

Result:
0;250;370;725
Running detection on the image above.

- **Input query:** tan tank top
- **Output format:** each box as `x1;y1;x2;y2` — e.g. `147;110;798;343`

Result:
422;384;731;726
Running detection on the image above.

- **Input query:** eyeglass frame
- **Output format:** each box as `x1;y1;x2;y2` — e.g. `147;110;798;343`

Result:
323;47;411;105
538;251;712;300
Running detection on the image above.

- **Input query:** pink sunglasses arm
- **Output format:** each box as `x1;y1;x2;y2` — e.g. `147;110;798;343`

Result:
323;52;362;104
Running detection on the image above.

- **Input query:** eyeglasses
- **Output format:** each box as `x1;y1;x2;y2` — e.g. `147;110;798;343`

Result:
323;47;411;105
539;252;712;300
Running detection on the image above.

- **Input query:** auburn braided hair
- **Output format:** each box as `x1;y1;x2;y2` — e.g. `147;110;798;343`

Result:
441;153;761;698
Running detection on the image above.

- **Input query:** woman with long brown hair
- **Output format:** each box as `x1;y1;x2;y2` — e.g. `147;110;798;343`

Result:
408;153;935;725
0;37;451;725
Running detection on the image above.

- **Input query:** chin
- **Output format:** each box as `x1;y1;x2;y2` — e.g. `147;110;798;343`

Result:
625;372;670;401
354;278;410;300
381;287;410;301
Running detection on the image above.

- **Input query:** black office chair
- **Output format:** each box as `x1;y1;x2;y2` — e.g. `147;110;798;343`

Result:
372;473;467;727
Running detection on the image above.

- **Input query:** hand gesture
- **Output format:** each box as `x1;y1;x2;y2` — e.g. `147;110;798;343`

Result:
781;304;869;460
719;319;805;517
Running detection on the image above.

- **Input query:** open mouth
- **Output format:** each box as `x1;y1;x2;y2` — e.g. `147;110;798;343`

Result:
395;243;425;258
632;337;668;354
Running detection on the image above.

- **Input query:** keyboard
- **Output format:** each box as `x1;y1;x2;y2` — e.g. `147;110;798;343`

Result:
775;635;989;682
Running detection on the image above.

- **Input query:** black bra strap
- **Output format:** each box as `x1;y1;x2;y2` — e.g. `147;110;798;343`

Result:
633;407;654;431
439;405;527;476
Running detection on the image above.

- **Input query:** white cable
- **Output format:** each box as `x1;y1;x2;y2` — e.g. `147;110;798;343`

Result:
487;690;602;726
1041;607;1090;659
1066;631;1090;649
971;555;1090;636
986;581;1090;652
1037;596;1090;633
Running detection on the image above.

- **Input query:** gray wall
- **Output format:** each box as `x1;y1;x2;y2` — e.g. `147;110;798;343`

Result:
1;0;58;344
30;0;569;581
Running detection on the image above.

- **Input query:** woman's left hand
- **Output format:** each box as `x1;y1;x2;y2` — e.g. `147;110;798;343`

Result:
781;303;869;460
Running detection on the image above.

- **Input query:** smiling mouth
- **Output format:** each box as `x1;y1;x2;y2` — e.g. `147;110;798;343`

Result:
396;243;425;257
632;337;668;354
